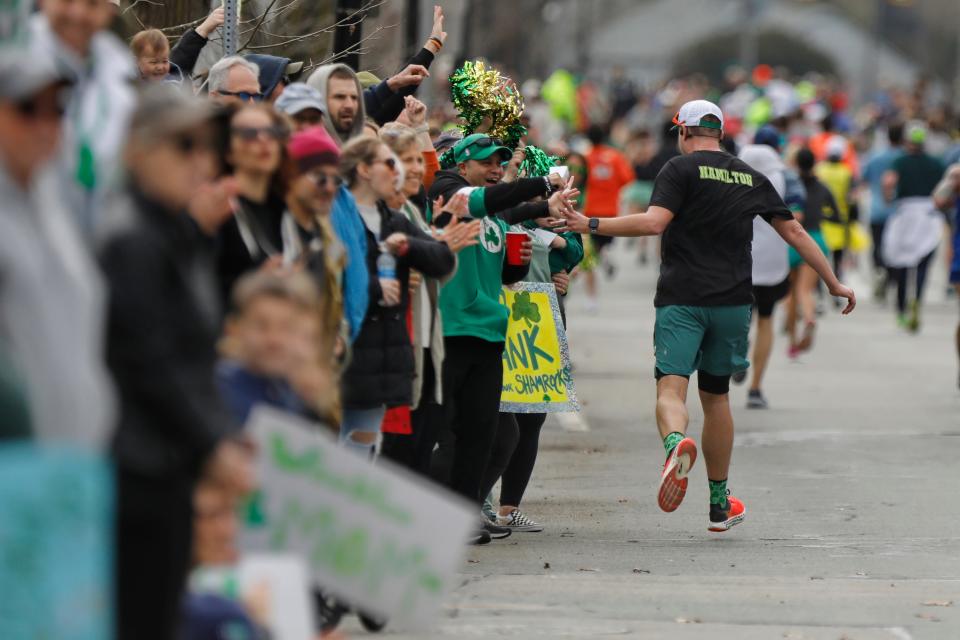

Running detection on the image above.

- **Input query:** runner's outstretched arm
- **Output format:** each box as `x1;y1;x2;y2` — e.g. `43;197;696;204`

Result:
771;217;856;314
557;205;674;237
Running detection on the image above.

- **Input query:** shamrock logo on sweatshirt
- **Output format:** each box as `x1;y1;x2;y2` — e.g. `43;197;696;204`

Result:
479;217;503;253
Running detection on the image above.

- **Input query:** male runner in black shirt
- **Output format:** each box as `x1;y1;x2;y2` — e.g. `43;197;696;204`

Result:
561;100;855;532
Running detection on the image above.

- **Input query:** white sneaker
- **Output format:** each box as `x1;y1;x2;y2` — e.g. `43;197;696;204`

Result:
495;509;544;532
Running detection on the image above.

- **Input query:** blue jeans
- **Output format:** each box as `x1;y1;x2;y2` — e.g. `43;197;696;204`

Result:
340;406;386;458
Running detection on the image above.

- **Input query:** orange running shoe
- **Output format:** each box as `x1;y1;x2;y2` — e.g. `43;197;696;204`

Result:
657;437;697;512
708;495;746;532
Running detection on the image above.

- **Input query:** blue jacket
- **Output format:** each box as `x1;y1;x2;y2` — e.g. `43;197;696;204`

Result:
330;186;369;342
215;360;307;427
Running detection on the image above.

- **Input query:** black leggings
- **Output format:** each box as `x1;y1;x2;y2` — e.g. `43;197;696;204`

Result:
478;412;548;508
870;222;887;271
479;413;520;502
499;413;547;507
442;336;504;505
890;250;935;314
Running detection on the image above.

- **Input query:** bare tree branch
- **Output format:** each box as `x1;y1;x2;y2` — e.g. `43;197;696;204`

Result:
242;0;386;51
130;0;398;73
237;0;282;52
122;0;162;16
299;22;394;71
157;16;207;35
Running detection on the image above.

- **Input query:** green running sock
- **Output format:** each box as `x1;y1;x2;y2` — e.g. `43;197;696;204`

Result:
709;479;728;507
663;431;685;455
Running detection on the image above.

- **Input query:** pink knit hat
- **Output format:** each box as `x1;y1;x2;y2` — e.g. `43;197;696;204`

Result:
287;126;340;171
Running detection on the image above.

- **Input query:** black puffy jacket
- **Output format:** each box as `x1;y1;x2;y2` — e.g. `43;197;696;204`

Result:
340;201;454;410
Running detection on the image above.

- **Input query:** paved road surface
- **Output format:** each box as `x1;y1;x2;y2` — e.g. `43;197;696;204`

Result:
348;243;960;639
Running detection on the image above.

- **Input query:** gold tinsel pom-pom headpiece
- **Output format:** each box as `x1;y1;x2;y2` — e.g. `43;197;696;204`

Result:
448;60;527;149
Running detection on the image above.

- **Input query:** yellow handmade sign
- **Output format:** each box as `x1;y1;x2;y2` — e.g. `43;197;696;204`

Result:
499;282;579;413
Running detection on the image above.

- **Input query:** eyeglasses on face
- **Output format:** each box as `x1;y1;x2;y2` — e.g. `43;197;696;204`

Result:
172;132;214;155
371;157;398;171
15;86;70;121
15;99;66;120
219;90;264;102
231;125;286;142
306;171;344;188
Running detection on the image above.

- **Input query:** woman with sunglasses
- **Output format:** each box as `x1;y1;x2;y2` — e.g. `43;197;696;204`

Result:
336;137;455;458
215;103;290;304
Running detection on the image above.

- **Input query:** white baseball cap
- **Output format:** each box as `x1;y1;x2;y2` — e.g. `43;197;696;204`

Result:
825;135;847;159
671;99;724;132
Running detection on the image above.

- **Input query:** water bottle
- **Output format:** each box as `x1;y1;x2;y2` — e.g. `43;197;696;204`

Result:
377;244;397;306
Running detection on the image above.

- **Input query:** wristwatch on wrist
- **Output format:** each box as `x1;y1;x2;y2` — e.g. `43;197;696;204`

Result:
588;218;601;234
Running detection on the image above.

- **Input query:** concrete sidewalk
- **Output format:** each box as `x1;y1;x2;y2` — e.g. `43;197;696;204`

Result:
357;244;960;639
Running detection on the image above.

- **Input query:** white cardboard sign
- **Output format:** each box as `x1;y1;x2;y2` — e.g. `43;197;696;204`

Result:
242;407;475;630
237;554;315;640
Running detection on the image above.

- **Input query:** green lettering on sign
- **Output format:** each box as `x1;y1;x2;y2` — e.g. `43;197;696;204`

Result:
269;433;413;525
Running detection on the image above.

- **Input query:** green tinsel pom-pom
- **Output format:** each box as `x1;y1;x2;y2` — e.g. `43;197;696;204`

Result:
518;145;559;178
439;148;456;170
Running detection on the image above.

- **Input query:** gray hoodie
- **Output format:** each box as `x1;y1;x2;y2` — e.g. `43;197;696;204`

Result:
0;163;116;448
306;63;367;146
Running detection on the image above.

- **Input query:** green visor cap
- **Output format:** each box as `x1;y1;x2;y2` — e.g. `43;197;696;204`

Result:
453;133;513;164
670;119;723;131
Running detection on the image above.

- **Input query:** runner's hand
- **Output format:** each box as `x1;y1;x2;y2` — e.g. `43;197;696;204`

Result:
829;283;856;315
555;207;590;234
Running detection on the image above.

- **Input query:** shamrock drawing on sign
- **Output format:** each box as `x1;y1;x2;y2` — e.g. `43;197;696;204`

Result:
511;291;541;328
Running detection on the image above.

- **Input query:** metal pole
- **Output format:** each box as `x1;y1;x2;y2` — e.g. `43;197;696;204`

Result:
738;0;757;72
456;0;475;70
333;0;363;70
860;0;882;106
223;0;238;57
576;0;590;75
405;0;420;62
955;2;960;104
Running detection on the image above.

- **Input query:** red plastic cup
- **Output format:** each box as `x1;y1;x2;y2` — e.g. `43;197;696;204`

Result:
506;231;527;266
